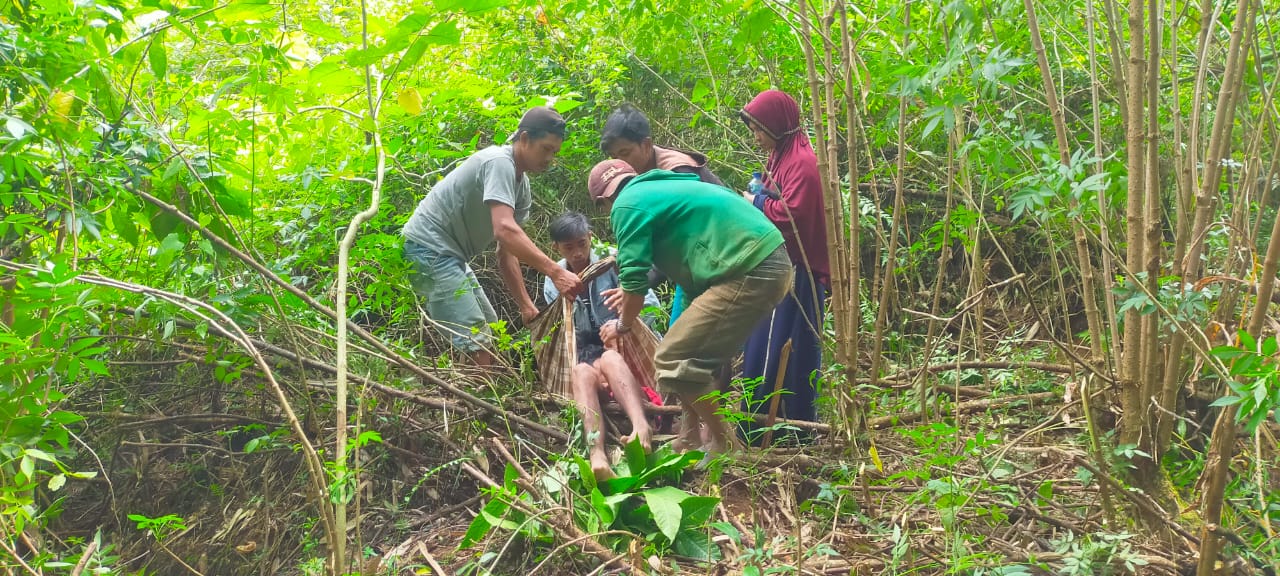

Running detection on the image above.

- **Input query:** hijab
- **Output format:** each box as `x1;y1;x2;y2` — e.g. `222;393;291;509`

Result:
740;89;814;184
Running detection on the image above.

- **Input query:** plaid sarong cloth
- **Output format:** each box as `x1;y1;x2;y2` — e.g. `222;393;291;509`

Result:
529;257;663;403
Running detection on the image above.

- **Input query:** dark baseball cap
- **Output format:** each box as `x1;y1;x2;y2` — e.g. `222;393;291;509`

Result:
517;106;566;139
588;159;637;203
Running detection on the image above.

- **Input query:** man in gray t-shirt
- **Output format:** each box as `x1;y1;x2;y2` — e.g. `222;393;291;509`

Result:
402;106;583;365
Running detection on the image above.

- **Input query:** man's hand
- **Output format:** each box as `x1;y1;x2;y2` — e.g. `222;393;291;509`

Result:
602;287;624;312
550;268;584;298
520;305;539;324
742;190;755;202
600;319;624;350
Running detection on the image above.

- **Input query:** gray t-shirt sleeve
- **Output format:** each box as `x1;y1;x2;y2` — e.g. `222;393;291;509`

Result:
480;156;530;223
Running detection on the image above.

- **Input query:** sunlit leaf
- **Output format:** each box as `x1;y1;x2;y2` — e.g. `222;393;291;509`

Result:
148;37;167;80
219;1;276;24
398;89;423;115
436;0;512;13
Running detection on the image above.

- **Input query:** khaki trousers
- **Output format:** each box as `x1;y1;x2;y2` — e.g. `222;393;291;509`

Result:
654;246;793;395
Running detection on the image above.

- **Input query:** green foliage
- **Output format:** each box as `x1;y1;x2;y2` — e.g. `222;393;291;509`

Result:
129;512;189;542
1053;532;1148;576
0;261;103;565
460;439;721;564
1209;330;1280;432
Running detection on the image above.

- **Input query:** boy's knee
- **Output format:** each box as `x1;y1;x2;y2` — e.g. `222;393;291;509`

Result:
596;349;626;370
572;363;600;386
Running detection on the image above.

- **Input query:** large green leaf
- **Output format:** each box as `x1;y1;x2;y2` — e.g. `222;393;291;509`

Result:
308;61;363;95
672;530;719;562
680;495;719;527
301;19;348;43
642;486;689;542
110;206;138;246
422;20;460;44
459;495;511;548
148;35;167;80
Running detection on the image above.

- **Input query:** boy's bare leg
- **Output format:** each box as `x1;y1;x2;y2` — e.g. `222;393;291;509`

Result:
571;363;615;481
594;350;651;452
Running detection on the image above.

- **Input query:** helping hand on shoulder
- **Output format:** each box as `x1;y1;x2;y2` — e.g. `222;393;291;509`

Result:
550;267;584;298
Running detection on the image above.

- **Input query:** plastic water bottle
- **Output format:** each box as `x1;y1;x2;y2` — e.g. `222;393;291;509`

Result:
748;171;765;196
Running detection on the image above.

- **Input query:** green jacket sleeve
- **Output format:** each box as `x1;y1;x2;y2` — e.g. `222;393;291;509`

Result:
611;206;655;294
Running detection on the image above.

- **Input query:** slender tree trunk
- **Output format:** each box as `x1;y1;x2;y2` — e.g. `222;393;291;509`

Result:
1087;0;1122;375
1195;1;1258;571
1102;0;1129;127
1023;0;1105;369
332;0;388;570
1156;0;1190;455
870;0;911;388
1119;0;1148;454
1138;0;1167;493
839;1;863;391
1181;0;1251;278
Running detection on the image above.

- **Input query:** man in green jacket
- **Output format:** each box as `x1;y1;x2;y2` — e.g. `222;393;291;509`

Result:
588;160;793;456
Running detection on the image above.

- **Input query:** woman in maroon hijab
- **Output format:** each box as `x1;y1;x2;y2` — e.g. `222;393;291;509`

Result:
738;89;831;441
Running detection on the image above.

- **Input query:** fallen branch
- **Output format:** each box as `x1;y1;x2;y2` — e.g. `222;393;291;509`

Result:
1018;445;1201;547
867;391;1058;429
101;412;276;430
0;259;341;557
878;361;1078;383
69;537;100;576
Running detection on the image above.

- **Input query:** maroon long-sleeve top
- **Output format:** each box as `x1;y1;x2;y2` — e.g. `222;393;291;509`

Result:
742;90;831;286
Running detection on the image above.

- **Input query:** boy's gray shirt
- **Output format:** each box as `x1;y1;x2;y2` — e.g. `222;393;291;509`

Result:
402;145;531;259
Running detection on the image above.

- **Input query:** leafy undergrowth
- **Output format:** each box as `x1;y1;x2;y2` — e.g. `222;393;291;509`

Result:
44;331;1229;576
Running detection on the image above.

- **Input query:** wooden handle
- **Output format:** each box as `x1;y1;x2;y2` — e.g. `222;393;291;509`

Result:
761;339;794;447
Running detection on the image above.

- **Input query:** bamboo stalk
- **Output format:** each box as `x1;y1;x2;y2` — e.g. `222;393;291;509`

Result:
1087;0;1122;380
1138;0;1166;491
839;2;862;385
1196;1;1258;571
1156;0;1190;455
868;0;911;392
1022;0;1106;369
1119;0;1147;450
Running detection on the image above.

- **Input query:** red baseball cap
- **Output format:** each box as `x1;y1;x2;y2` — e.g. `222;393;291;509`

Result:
588;159;637;203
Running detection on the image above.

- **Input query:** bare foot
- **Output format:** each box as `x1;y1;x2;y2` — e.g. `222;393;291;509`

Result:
590;452;616;482
670;420;703;453
702;431;744;456
622;426;653;453
695;434;744;470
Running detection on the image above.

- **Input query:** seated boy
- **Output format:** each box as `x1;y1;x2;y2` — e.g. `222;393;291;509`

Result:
542;212;662;480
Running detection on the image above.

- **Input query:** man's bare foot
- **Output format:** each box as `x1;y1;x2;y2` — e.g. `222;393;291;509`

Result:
702;431;745;456
590;452;616;481
670;419;703;453
622;426;653;453
695;434;743;469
